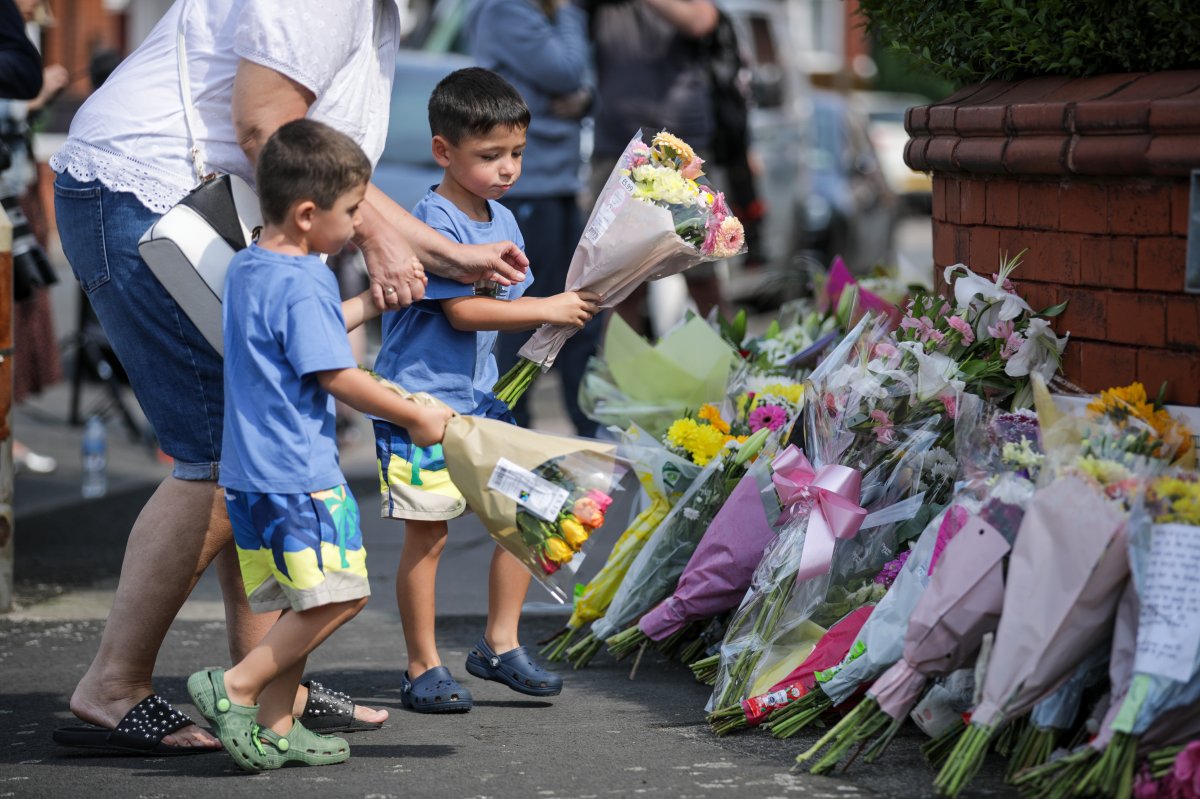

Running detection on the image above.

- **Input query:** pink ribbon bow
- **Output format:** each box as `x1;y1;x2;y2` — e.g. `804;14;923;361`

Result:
770;445;868;583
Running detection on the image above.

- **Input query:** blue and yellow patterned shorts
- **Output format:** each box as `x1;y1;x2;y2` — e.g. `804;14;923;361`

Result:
224;484;370;613
374;421;466;521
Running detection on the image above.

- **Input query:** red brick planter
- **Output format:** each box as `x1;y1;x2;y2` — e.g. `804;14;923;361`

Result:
907;71;1200;404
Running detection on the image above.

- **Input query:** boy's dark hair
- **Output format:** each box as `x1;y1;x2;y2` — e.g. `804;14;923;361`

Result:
256;119;373;225
428;67;530;145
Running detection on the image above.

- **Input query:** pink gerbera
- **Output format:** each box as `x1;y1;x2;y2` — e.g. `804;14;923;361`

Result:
749;403;788;432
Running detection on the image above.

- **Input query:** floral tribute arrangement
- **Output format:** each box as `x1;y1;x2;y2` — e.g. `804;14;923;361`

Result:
495;129;747;408
467;240;1200;798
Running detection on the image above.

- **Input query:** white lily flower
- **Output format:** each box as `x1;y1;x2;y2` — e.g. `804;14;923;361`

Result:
1004;318;1069;380
898;341;965;401
944;263;1032;323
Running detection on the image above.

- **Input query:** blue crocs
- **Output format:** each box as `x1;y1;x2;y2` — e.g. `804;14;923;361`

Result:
400;666;472;713
465;638;563;697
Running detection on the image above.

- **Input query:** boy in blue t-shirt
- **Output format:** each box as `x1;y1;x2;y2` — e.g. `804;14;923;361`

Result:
373;68;599;713
187;119;452;773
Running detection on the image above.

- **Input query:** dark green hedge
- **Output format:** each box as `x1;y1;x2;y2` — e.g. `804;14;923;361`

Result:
857;0;1200;83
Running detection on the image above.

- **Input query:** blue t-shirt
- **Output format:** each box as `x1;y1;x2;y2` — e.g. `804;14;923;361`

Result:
220;244;356;493
373;188;532;415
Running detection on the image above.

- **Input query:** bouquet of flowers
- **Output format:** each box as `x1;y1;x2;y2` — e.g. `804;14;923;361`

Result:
441;415;624;603
704;312;964;726
781;406;1044;757
720;300;842;378
495;130;747;406
606;389;809;662
540;425;702;660
578;313;739;437
566;425;774;668
934;382;1191;797
713;606;874;734
1019;470;1200;799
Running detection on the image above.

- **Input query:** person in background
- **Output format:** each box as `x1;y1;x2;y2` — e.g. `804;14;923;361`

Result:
50;0;526;755
372;68;597;713
466;0;602;435
586;0;727;334
4;0;66;474
0;0;41;100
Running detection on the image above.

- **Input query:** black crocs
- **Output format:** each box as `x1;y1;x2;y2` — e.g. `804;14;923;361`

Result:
465;638;563;697
400;666;473;713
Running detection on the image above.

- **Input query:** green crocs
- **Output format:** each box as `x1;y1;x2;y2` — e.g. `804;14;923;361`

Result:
186;668;269;773
255;719;349;767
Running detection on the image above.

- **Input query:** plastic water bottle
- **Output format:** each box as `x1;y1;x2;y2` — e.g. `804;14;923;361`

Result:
81;415;108;499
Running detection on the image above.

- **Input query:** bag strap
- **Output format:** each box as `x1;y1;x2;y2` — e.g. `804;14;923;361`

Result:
175;0;207;182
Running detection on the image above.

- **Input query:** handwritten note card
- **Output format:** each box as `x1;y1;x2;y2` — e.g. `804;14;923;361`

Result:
1133;523;1200;683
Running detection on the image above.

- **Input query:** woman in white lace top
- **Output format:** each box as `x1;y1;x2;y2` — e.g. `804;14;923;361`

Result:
49;0;528;755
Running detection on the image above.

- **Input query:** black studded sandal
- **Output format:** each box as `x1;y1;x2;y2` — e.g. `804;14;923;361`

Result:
52;694;217;756
298;680;384;733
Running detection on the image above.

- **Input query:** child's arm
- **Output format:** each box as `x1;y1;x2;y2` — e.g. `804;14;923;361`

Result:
316;368;453;447
342;289;380;333
441;290;601;333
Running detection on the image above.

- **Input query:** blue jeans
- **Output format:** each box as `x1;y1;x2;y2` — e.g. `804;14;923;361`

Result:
53;173;223;480
497;195;604;437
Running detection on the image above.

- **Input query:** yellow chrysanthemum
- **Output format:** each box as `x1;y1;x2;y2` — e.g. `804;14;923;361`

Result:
1150;476;1200;525
666;418;701;451
698;403;731;434
688;423;728;466
651;130;697;164
758;383;804;407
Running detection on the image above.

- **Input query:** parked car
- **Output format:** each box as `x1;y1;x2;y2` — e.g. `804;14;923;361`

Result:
798;90;898;276
858;90;934;211
372;49;474;215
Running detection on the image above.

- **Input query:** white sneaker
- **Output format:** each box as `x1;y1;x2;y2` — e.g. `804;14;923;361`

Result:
15;450;57;474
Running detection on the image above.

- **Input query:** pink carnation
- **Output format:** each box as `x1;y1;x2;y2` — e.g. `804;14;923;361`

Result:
681;156;706;180
940;394;958;419
948;315;975;345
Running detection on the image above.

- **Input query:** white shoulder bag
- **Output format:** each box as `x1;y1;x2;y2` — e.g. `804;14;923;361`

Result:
137;2;262;357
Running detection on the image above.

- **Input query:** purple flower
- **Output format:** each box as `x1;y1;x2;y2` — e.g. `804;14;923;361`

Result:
874;550;911;587
749;403;788;432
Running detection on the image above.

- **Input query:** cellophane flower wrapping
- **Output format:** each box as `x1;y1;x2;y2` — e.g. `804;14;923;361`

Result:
513;130;746;373
934;382;1193;796
563;425;703;632
705;315;965;713
441;415;626;603
578;313;739;437
637;451;782;641
796;399;1036;714
587;427;776;644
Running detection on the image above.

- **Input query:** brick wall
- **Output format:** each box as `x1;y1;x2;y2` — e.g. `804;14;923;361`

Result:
911;72;1200;406
931;175;1199;404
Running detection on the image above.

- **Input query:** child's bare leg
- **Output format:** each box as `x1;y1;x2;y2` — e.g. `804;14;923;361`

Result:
223;599;367;734
485;544;532;653
396;519;448;677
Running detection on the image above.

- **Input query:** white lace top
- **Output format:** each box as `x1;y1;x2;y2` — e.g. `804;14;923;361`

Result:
50;0;400;214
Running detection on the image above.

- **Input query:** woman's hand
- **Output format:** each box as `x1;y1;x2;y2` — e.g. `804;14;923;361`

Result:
360;228;428;309
440;240;530;287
